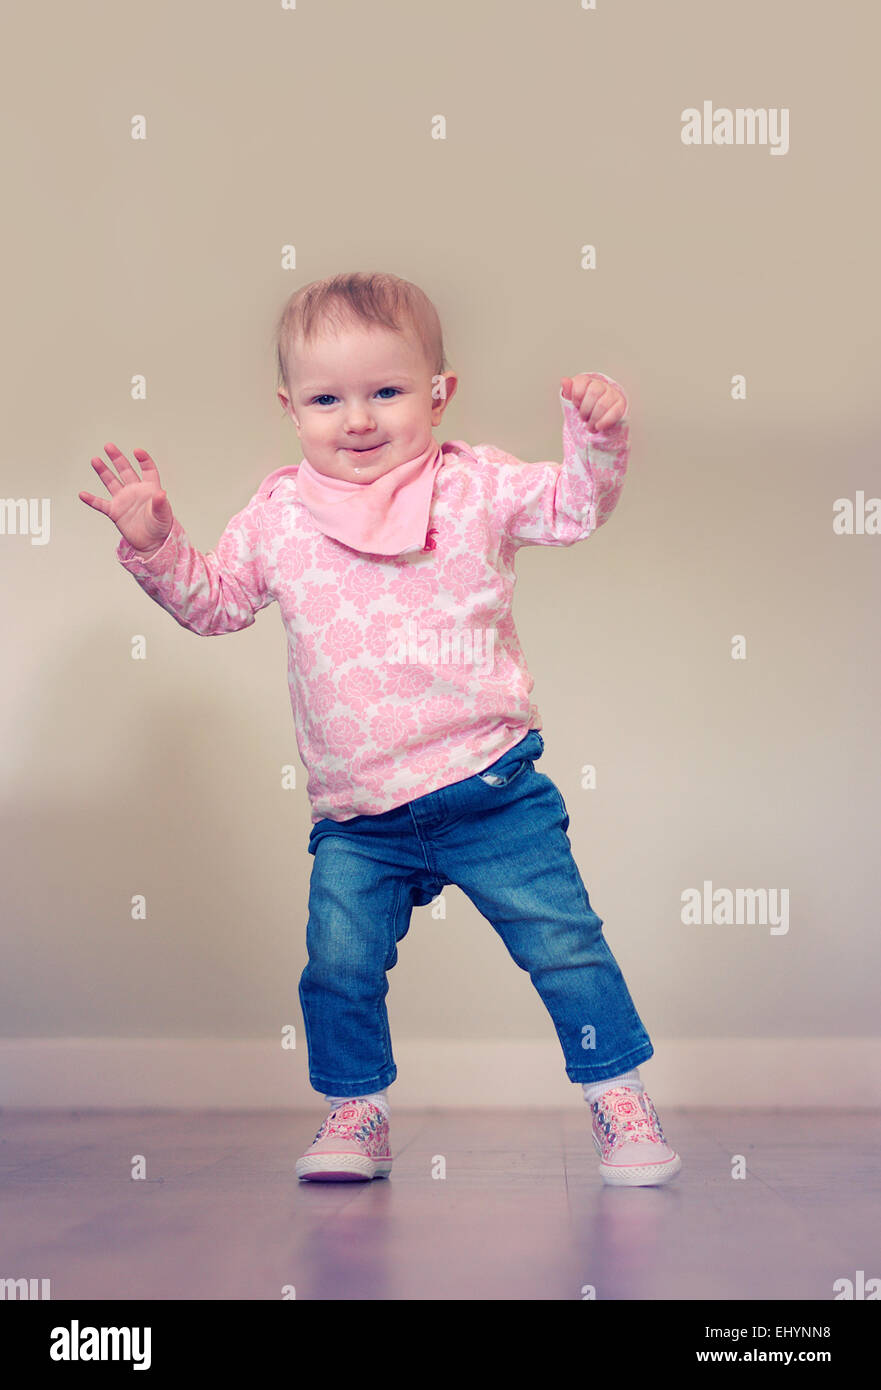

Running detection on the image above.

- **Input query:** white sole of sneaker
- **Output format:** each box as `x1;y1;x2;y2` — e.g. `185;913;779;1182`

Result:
296;1152;392;1182
597;1150;682;1187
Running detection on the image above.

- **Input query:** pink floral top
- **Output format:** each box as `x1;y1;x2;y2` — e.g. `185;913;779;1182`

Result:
117;376;630;822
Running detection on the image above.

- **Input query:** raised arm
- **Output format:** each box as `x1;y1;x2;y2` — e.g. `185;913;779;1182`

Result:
479;373;630;549
115;502;275;635
80;441;275;634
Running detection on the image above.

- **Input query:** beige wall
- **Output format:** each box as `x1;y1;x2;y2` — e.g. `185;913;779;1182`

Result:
1;1;879;1097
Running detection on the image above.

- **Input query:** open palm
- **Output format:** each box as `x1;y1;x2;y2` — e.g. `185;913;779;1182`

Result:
79;442;174;553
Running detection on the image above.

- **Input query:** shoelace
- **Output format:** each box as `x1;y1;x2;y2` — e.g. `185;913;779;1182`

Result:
592;1088;664;1147
316;1101;386;1143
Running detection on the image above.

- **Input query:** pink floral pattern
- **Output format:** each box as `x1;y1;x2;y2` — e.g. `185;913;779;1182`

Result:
117;378;629;822
590;1086;669;1160
308;1101;391;1159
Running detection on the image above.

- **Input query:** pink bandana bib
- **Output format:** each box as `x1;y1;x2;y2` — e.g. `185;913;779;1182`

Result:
295;437;444;556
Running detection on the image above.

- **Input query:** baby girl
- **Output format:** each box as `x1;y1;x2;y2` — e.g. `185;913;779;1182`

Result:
79;270;681;1187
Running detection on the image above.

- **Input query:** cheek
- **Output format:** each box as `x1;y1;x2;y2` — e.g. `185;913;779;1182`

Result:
403;403;428;431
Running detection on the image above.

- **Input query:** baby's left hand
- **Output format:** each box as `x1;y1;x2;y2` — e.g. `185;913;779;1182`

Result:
561;373;627;432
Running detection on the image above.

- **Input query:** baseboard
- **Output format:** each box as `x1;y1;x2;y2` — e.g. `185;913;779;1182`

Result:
0;1038;878;1109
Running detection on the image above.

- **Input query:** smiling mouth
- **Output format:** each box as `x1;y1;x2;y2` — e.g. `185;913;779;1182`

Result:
344;442;386;456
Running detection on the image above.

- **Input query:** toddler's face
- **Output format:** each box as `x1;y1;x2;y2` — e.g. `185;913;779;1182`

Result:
277;322;458;483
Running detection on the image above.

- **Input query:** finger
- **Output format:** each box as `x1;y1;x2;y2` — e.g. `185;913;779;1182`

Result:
579;380;607;414
589;401;624;432
581;385;612;426
78;490;110;516
132;447;161;481
103;441;141;484
90;455;124;493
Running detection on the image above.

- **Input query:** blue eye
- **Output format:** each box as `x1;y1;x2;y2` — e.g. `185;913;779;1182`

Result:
309;387;401;406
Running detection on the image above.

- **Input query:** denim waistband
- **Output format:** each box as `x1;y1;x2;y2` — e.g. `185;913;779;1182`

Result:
477;728;544;776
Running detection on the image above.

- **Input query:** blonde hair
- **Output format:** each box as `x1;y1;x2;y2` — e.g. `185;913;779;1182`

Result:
274;270;447;401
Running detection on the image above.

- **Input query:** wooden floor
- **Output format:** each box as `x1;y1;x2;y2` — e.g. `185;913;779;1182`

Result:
1;1108;878;1301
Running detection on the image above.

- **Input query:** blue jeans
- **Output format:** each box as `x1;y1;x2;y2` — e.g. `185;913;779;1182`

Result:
300;730;653;1094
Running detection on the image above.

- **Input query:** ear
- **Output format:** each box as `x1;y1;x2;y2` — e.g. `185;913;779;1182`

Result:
431;372;458;422
278;390;301;430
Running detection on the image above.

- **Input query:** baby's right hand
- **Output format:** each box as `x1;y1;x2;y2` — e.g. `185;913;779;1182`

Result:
79;442;174;555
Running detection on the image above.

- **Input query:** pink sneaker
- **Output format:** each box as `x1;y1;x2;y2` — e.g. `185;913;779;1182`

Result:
296;1099;392;1182
589;1086;682;1187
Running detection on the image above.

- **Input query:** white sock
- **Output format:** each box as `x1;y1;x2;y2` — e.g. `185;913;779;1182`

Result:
324;1088;390;1120
581;1068;644;1107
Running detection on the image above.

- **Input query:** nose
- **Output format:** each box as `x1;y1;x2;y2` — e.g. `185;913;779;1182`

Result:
343;404;376;435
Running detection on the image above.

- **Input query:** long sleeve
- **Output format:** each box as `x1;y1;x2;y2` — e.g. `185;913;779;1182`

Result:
115;491;276;635
481;372;630;549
